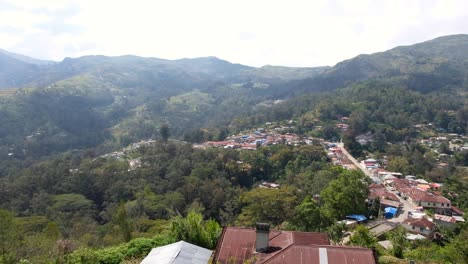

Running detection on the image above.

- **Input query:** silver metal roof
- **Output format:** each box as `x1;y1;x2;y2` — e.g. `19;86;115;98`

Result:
141;241;212;264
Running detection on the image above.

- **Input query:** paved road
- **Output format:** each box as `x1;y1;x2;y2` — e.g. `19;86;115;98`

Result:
337;142;413;225
386;187;416;223
336;142;373;177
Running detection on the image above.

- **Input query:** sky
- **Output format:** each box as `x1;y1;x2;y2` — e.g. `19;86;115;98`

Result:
1;0;468;67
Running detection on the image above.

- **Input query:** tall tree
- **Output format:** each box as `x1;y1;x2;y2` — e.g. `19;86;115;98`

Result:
348;225;376;248
236;187;298;227
320;170;369;222
290;196;321;232
159;123;170;143
388;227;409;258
114;203;132;242
327;222;348;245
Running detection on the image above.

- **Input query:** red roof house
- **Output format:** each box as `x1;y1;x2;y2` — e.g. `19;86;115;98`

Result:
212;224;376;264
402;217;435;237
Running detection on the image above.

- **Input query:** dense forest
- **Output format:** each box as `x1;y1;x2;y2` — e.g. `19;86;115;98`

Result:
0;35;468;263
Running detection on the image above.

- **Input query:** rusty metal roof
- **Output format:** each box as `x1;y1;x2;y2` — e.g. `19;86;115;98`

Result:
213;227;375;264
402;217;436;229
264;245;376;264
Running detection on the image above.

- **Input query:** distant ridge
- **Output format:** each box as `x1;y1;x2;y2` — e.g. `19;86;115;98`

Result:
0;48;55;66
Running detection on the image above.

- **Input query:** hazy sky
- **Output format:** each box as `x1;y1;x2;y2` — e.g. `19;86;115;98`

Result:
1;0;467;67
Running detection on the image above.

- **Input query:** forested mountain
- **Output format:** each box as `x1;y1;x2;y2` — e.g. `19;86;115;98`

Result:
1;34;467;172
0;54;328;165
0;53;47;88
282;34;468;96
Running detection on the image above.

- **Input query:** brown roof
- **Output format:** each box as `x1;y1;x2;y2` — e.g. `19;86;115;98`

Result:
213;227;376;264
380;199;401;208
408;191;451;204
402;217;435;230
451;206;464;215
262;245;376;264
369;183;383;189
368;189;399;202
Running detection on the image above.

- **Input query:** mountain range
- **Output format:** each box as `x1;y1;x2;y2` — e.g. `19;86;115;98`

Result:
0;34;467;163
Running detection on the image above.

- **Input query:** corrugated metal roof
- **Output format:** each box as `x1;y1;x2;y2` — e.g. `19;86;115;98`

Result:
434;214;457;223
402;217;435;229
141;241;212;264
261;245;376;264
213;227;376;264
381;199;400;208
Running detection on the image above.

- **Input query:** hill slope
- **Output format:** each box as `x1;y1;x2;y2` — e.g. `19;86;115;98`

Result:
284;34;468;96
0;34;467;163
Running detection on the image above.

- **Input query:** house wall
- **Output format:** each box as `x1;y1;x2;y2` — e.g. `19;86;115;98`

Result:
410;200;450;209
402;224;433;237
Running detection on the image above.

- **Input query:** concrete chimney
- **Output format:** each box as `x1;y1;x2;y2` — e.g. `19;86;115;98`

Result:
255;223;270;252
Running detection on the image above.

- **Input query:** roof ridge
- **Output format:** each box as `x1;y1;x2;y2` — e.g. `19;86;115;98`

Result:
262;243;295;264
269;230;284;241
211;226;227;264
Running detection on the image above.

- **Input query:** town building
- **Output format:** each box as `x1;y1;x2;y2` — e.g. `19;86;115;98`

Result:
402;217;436;237
212;223;377;264
406;190;451;214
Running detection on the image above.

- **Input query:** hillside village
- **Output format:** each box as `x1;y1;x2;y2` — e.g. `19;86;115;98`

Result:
191;118;467;249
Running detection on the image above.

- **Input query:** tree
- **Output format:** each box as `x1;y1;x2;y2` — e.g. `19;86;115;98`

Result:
387;156;410;175
342;133;363;157
370;131;386;152
388;227;409;258
322;124;340;141
438;142;450;154
349;110;369;137
290;196;321;232
114;203;132;242
327;222;347;245
320;170;369;222
348;225;376;248
170;212;221;249
236;187;298;227
159;123;170;143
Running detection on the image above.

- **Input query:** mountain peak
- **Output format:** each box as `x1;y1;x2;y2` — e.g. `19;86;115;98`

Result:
0;48;55;66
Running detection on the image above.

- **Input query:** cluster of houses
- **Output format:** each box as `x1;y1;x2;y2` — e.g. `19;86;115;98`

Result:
336;116;349;131
98;139;156;171
326;143;357;170
368;172;464;239
420;133;468;152
198;129;310;150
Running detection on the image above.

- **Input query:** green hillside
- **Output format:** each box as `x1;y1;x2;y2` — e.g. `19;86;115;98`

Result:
0;35;467;167
285;34;468;96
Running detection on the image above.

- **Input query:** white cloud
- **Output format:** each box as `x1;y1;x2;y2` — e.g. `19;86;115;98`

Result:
1;0;468;66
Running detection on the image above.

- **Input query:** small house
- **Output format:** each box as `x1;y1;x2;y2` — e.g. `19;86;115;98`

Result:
402;217;435;237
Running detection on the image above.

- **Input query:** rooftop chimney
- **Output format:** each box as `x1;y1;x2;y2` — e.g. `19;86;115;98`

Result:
255;223;270;252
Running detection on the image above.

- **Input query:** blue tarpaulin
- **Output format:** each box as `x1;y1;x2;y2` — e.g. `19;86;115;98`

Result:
346;214;367;222
384;207;398;219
